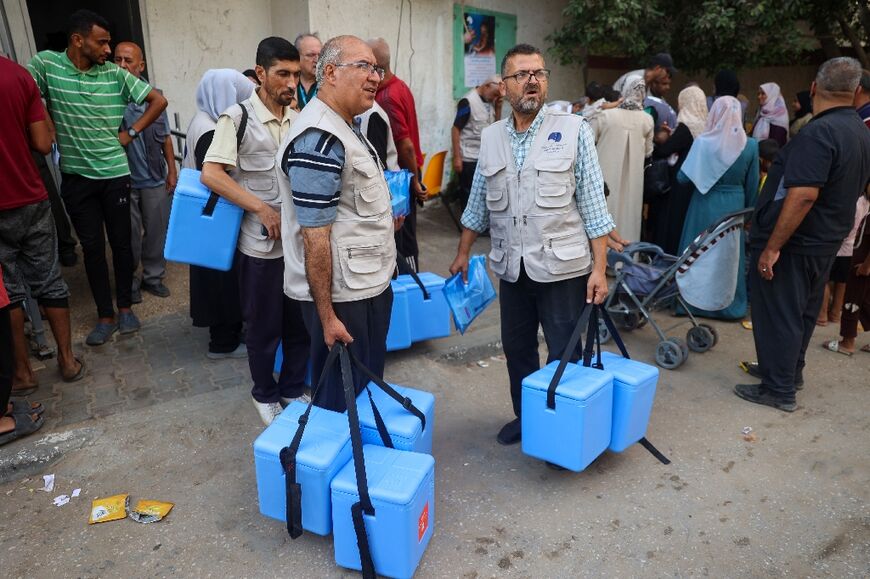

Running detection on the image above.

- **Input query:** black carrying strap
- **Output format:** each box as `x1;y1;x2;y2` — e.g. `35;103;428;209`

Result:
395;251;430;301
594;307;670;465
347;346;427;433
338;344;377;579
546;302;589;410
279;344;340;539
202;105;249;217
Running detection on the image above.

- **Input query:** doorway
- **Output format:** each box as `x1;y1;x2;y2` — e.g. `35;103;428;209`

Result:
25;0;144;53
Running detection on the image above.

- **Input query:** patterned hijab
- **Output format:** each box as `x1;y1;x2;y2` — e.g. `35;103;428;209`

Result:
195;69;256;121
752;82;789;140
677;86;708;138
680;96;747;194
619;75;646;111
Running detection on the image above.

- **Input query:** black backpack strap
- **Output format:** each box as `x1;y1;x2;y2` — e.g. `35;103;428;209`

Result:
202;105;249;217
348;347;426;432
338;344;377;579
546;302;589;410
363;382;394;448
583;306;603;369
396;251;430;301
278;344;340;539
639;437;671;465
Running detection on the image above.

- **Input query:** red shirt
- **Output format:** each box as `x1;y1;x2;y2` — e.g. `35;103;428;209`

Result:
0;56;48;211
375;75;424;168
0;268;9;309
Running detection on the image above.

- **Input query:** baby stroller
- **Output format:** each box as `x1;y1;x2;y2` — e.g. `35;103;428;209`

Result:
600;208;754;369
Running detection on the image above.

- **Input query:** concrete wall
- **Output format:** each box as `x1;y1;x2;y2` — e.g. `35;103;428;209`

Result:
308;0;582;159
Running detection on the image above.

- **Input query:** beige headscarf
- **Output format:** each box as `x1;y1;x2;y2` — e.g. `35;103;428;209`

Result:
677;86;708;138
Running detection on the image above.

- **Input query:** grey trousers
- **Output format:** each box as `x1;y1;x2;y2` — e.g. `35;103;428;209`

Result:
130;185;170;287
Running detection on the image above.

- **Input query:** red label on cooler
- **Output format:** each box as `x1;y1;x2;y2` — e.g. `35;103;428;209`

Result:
417;502;429;542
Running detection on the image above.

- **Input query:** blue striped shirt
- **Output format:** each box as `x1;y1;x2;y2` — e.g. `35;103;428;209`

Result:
460;109;614;238
281;128;344;227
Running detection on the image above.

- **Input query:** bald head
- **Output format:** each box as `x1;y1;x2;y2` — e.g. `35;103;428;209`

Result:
114;41;144;77
367;37;391;71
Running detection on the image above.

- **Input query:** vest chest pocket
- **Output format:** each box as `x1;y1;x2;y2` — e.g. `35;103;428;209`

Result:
337;236;387;290
239;153;278;201
543;232;589;275
352;158;389;217
534;156;574;209
479;162;508;212
488;241;508;277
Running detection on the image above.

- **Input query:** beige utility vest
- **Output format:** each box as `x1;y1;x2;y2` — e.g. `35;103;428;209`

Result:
477;110;592;283
459;89;495;162
283;97;396;303
225;100;297;259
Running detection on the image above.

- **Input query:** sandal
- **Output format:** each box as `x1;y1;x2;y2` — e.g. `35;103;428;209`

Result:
10;383;39;397
822;340;853;356
6;400;44;416
0;413;45;447
861;344;870;353
61;356;86;383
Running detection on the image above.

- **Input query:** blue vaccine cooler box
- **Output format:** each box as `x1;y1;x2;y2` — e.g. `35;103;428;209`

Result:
521;361;614;472
355;383;435;454
164;168;243;271
394;273;450;342
599;351;659;452
386;281;412;352
331;445;435;579
253;402;352;535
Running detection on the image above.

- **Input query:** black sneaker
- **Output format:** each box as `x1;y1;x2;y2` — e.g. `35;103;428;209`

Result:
142;282;171;298
131;286;143;304
59;252;78;267
496;418;521;445
743;362;803;390
734;383;797;412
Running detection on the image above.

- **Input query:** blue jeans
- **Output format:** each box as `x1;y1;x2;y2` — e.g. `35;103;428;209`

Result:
499;264;588;418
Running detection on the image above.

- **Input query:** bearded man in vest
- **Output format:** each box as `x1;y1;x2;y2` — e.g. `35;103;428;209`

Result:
452;75;504;209
278;35;397;412
201;37;311;426
449;44;615;446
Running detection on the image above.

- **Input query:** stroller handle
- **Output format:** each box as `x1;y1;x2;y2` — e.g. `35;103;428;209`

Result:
607;241;668;268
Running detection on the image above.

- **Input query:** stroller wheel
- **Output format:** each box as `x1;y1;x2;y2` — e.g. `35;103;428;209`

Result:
620;312;640;331
597;318;612;344
670;336;690;360
655;340;686;369
687;326;715;353
699;323;719;347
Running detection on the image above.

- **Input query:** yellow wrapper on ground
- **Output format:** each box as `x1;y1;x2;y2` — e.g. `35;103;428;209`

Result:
129;499;174;523
89;494;130;524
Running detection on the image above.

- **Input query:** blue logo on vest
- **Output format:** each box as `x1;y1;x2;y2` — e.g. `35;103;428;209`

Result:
548;132;562;142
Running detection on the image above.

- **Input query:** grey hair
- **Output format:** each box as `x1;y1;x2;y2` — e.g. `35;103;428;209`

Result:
815;57;862;93
294;32;319;49
315;36;347;85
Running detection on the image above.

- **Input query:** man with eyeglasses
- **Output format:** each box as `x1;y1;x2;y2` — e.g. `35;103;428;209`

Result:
201;37;311;426
278;35;396;412
294;33;321;109
452;75;504;209
450;44;614;447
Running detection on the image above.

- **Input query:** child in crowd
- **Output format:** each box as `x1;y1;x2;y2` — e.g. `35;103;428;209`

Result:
757;138;780;194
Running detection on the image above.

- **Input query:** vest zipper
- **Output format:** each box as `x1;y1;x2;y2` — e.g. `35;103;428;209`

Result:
523;215;527;226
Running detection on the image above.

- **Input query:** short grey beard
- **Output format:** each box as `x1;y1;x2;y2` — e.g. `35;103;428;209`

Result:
511;94;542;114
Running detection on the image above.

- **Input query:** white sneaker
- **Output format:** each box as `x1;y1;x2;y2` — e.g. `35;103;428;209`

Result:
280;393;312;408
252;397;283;426
207;344;248;360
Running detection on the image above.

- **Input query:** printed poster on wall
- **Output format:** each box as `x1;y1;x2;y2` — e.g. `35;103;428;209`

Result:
463;11;496;87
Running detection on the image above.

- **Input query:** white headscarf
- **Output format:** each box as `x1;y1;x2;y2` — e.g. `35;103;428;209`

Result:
619;75;646;111
680;96;748;195
751;82;789;140
676;86;708;138
195;69;256;121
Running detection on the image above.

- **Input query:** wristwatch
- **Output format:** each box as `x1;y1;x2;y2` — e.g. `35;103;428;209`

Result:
127;127;139;140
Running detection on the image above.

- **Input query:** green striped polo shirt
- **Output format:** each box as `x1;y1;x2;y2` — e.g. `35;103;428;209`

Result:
28;50;153;179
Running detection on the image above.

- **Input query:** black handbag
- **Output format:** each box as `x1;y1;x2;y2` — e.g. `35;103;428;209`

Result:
643;158;672;200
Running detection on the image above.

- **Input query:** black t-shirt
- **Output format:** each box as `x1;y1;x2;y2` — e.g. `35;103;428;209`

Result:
365;112;390;169
453;98;471;130
750;106;870;255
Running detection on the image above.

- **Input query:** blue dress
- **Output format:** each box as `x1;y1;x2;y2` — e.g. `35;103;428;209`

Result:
677;139;759;320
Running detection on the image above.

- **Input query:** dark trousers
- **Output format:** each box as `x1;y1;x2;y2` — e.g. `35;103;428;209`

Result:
749;249;835;400
458;160;478;209
237;253;310;403
499;264;588;418
840;227;870;340
301;287;392;412
0;306;12;413
60;173;134;318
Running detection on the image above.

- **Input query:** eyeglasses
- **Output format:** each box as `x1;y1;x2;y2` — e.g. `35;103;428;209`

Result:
333;61;385;80
503;69;551;84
